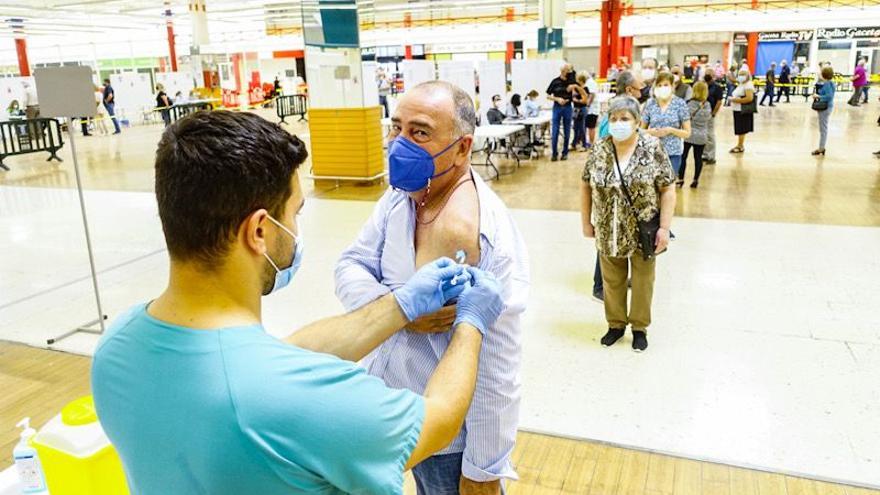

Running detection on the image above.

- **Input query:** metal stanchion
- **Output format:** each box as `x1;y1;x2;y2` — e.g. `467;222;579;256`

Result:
47;117;107;345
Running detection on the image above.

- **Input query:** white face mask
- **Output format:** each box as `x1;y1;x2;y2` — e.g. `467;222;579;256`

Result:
737;76;747;83
609;121;635;141
654;86;672;99
641;68;656;80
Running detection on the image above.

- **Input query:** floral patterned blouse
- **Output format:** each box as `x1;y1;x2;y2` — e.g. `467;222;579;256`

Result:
582;132;675;258
641;96;690;157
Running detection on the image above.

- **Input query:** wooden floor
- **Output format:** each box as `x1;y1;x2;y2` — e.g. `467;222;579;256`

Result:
1;342;876;495
1;102;879;227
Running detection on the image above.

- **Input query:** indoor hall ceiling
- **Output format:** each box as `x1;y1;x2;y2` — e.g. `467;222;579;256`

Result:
3;0;880;39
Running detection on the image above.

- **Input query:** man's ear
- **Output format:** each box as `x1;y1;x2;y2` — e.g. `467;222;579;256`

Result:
241;209;271;257
457;135;474;164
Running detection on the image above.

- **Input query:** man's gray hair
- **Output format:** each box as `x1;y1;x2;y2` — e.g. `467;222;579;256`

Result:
411;80;476;136
615;71;636;96
607;95;642;122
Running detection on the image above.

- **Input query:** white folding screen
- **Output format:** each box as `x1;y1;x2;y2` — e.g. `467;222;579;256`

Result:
361;62;380;110
438;61;476;103
155;72;196;102
401;60;435;92
111;72;153;120
511;59;564;107
0;77;31;114
477;60;506;126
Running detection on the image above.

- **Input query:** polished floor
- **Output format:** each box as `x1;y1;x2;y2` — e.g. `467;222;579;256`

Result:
1;342;877;495
1;98;879;490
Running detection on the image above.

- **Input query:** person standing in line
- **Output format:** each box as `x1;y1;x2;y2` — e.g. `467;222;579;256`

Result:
849;59;868;106
671;66;693;101
641;72;692;179
581;96;676;353
639;58;658;103
681;82;711;188
22;80;41;139
103;79;122;134
546;63;576;161
776;60;792;103
571;72;591;152
729;69;756;154
156;84;173;127
93;86;110;136
812;66;836;156
725;64;738;105
585;71;600;146
702;69;724;165
377;68;391;118
760;62;776;106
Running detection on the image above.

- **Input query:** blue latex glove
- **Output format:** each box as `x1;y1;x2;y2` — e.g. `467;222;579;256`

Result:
395;257;471;321
454;267;504;336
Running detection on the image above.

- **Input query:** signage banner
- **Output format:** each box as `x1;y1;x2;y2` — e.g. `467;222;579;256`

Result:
733;32;748;44
817;26;880;40
759;30;814;42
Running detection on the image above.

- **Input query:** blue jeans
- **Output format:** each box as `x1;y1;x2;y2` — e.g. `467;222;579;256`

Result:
593;254;603;293
105;103;121;133
551;104;572;158
413;453;463;495
668;154;682;176
571;108;588;148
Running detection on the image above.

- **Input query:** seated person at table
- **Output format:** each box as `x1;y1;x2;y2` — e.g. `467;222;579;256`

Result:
487;94;506;125
523;90;541;117
505;94;524;119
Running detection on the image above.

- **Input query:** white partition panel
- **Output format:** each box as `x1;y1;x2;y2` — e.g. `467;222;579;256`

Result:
512;59;564;107
438;61;476;103
155;72;196;103
401;60;435;92
362;62;380;110
477;60;506;126
0;77;30;114
111;72;153;122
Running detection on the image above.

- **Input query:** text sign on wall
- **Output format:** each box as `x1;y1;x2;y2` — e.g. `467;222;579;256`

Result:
759;30;814;42
817;26;880;40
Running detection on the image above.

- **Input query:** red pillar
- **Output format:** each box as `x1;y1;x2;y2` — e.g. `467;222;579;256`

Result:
15;38;30;77
166;11;178;72
598;0;623;78
747;32;758;75
231;53;242;92
599;1;610;77
621;36;633;66
404;45;413;60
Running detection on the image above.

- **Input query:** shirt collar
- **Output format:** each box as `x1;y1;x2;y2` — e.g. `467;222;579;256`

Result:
470;169;497;248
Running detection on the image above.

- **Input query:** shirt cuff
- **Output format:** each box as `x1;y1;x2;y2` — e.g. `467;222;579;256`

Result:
461;455;518;483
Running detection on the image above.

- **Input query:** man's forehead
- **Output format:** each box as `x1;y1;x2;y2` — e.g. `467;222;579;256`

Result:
394;90;454;126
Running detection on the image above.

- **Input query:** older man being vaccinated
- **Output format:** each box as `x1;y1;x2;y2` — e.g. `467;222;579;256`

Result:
335;81;530;495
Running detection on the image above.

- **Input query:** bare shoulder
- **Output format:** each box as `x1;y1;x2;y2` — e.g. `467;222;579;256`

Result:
431;181;481;264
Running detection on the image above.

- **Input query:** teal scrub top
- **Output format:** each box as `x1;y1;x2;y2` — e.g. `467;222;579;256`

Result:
92;304;424;495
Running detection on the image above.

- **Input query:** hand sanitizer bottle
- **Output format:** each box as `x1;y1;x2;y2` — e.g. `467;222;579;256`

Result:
13;418;48;494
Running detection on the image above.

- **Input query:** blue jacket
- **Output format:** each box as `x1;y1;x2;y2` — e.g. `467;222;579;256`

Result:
816;81;835;109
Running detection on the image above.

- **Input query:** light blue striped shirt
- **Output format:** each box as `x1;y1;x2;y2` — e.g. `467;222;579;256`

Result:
334;171;530;482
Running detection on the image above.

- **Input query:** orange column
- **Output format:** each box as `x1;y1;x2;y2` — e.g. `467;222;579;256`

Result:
505;7;515;63
747;33;758;75
599;0;623;78
231;53;242;92
404;45;412;60
166;9;178;72
599;1;610;77
15;38;30;77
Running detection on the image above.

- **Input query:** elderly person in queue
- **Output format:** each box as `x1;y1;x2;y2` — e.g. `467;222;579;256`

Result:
729;68;756;154
812;65;836;156
581;96;676;352
641;71;692;179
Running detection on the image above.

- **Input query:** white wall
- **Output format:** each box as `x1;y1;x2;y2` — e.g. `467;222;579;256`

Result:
259;58;298;81
564;47;600;74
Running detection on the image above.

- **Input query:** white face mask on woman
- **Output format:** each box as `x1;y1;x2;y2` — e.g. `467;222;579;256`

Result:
641;68;656;81
737;75;747;83
654;86;672;99
609;121;635;142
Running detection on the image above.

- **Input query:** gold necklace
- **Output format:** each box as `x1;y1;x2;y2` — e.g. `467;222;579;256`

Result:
416;174;474;225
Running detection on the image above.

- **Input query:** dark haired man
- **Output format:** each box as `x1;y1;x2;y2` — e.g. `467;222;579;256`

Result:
92;110;505;494
102;78;121;134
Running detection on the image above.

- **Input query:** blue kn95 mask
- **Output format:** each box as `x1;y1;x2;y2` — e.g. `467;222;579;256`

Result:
388;136;462;192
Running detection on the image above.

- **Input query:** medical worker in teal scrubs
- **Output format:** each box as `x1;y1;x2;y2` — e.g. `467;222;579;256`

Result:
92;110;505;495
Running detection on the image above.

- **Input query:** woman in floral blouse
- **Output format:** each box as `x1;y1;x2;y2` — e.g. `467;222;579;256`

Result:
641;71;692;178
580;96;677;352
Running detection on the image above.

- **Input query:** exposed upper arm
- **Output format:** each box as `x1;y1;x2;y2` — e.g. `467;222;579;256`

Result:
415;184;481;268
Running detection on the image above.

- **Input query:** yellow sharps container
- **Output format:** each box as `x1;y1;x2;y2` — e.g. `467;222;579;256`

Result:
30;396;129;495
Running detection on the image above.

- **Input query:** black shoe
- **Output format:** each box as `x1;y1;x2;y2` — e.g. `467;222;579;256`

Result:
561;154;568;161
703;158;715;165
592;288;604;303
601;328;626;347
632;330;648;352
551;155;558;162
83;133;92;136
690;180;699;188
113;131;121;134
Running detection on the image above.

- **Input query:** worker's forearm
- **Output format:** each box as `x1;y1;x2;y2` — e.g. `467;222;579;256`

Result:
285;293;408;362
580;183;593;229
659;187;676;229
422;324;483;435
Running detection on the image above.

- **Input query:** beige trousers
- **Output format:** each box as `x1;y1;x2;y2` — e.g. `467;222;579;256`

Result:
599;253;657;331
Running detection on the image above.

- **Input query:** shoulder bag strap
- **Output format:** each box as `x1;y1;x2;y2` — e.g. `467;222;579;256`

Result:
611;142;641;220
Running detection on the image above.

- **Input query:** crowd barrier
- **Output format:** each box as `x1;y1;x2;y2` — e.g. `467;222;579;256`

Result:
0;118;64;171
169;101;214;122
276;95;309;123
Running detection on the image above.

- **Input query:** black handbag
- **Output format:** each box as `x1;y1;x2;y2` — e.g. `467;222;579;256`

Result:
611;143;664;261
812;84;828;111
